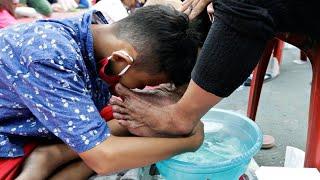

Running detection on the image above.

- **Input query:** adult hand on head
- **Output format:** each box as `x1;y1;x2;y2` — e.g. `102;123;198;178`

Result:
179;0;212;20
207;2;214;22
121;0;137;9
109;83;185;136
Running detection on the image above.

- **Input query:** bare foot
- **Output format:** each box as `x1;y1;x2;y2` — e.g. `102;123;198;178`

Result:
130;83;185;106
111;84;183;119
110;83;185;136
16;144;78;180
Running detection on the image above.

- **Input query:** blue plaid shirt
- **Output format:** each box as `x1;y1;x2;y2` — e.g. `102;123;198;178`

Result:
0;11;111;157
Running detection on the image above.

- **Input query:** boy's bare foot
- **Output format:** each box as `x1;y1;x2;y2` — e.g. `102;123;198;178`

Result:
49;160;94;180
16;144;78;180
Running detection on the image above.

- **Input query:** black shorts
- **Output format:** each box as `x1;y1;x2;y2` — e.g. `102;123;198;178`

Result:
191;0;319;97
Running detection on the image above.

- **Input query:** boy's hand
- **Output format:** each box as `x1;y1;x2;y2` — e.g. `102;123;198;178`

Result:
189;121;204;151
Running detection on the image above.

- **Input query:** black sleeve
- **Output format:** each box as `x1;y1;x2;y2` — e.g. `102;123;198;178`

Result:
191;0;275;97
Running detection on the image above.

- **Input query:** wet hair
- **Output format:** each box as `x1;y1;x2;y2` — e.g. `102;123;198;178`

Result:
114;5;200;86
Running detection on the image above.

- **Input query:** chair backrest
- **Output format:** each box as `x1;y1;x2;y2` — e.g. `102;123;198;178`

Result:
276;33;319;62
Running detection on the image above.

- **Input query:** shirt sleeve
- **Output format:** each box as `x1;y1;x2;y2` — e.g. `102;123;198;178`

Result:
12;58;110;153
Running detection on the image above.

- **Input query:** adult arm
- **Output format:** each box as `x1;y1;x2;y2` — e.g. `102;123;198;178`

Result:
80;121;204;175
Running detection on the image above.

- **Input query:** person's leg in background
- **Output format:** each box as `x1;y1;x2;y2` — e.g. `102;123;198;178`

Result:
22;0;53;17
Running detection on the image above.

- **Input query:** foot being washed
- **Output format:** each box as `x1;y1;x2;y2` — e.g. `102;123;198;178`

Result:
110;83;187;137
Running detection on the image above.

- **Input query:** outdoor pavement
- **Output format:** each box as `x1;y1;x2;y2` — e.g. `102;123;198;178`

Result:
216;45;312;166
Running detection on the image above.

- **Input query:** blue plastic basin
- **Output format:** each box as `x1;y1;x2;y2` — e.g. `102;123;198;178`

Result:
156;109;262;180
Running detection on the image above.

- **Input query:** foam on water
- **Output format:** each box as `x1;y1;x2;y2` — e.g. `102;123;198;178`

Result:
203;121;224;132
172;123;248;165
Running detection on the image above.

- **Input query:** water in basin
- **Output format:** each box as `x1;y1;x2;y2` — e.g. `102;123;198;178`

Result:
172;121;248;165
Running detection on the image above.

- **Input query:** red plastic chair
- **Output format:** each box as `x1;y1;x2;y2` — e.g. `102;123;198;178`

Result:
301;51;308;61
272;39;307;66
273;39;308;65
273;39;285;64
247;33;320;169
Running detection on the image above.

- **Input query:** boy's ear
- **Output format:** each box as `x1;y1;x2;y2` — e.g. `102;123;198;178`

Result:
111;50;134;65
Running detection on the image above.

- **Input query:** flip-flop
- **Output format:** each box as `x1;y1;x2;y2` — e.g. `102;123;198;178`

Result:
262;134;275;149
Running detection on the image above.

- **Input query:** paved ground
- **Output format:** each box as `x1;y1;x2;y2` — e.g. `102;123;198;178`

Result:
216;45;312;166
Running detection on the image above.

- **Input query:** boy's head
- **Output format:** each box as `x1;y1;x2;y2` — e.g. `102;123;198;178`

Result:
107;5;200;89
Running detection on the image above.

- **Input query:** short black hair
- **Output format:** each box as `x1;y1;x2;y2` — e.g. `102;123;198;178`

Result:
115;5;200;86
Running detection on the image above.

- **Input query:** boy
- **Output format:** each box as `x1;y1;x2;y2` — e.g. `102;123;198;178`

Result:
0;5;202;179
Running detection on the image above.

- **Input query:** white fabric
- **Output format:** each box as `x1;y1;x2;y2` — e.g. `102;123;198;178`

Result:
91;0;128;23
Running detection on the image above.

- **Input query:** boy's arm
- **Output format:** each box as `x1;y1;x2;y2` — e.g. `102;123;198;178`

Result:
80;122;204;175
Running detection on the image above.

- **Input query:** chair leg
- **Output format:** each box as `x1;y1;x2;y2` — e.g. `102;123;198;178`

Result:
305;46;320;169
247;39;277;120
273;40;285;64
300;51;308;61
